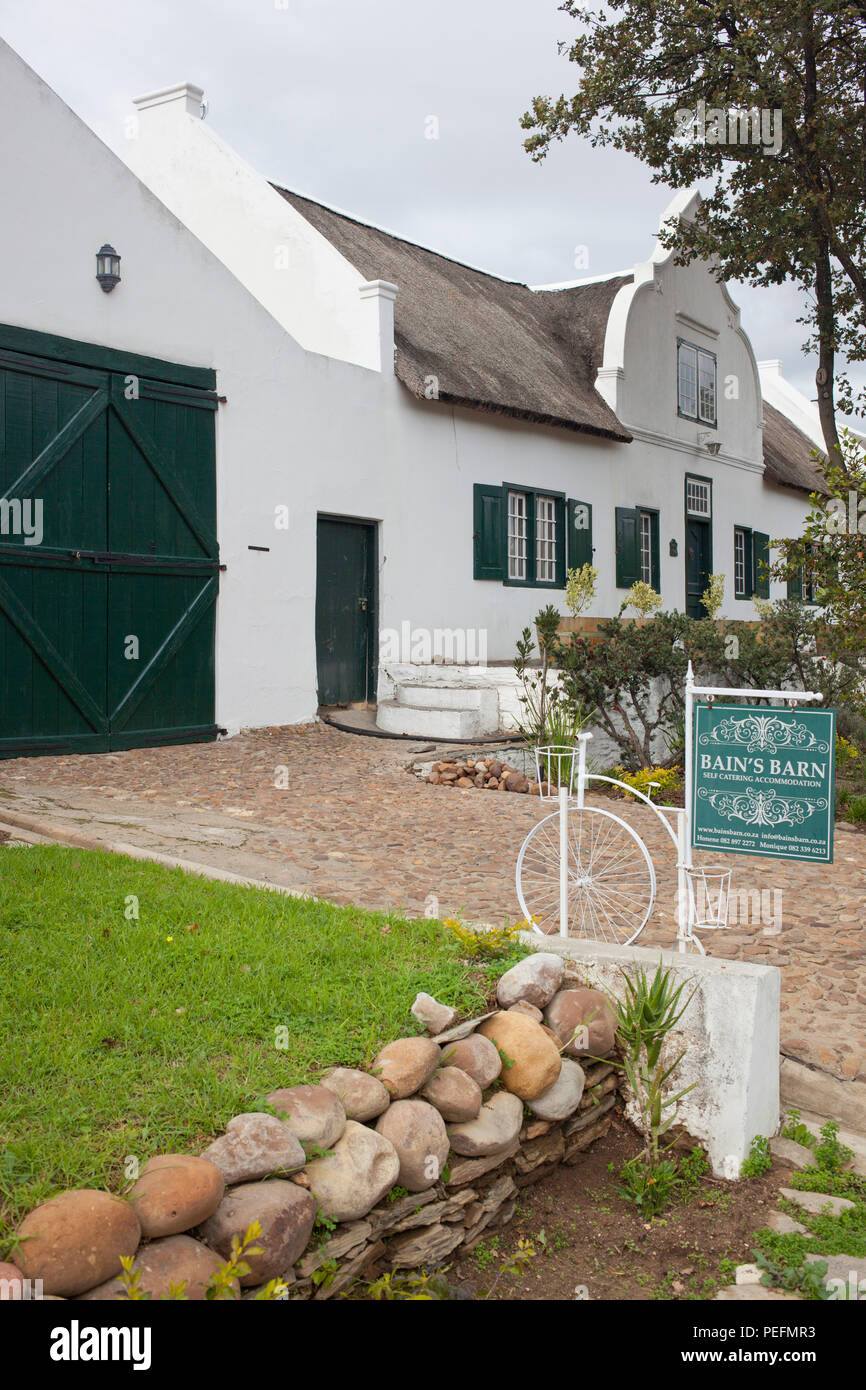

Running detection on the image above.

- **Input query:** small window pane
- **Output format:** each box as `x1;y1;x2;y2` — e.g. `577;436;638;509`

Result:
508;491;527;581
734;528;746;596
678;344;697;417
535;495;556;583
686;478;711;517
698;351;716;423
639;511;653;586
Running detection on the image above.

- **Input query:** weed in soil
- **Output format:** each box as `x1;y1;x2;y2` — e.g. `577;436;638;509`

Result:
449;1117;783;1301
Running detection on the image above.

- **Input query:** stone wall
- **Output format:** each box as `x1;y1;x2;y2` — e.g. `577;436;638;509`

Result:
4;954;622;1302
286;1059;619;1300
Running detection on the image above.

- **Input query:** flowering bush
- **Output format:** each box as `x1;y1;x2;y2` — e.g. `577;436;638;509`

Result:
611;765;683;801
442;917;524;960
620;581;663;618
564;562;598;617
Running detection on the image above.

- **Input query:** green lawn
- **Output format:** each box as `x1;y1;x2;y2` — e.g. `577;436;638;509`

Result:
0;844;499;1244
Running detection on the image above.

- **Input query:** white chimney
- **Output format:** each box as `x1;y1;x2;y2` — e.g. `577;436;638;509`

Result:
359;280;398;374
133;82;205;120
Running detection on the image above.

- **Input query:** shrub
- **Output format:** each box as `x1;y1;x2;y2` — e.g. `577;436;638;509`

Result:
701;573;725;619
836;734;861;775
611;765;682;801
741;1134;772;1178
564;563;598;617
620;581;663;618
441;917;524;960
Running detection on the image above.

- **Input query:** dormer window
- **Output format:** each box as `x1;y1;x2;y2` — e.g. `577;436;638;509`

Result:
678;340;716;425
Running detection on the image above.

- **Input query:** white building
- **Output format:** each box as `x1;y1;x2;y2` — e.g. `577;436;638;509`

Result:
0;40;825;753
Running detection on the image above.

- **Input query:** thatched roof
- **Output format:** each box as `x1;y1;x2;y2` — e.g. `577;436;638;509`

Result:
275;187;832;490
275;187;632;442
762;401;828;495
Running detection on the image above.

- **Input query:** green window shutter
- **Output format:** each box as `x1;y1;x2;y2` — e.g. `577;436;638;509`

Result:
555;496;567;587
650;514;661;592
787;565;802;601
473;483;505;580
615;507;640;588
567;499;593;570
752;532;769;598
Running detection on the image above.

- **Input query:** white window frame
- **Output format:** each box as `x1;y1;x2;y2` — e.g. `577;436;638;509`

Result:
535;494;557;583
507;490;527;581
686;476;712;519
734;527;747;597
678;343;697;419
639;511;653;587
678;339;717;425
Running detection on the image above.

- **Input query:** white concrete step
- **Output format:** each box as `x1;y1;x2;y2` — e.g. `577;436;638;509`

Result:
377;700;495;740
395;684;498;719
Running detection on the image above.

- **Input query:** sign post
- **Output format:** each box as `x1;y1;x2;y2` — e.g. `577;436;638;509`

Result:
680;661;834;949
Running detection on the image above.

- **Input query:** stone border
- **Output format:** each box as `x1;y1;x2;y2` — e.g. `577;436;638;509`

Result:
288;1061;620;1301
5;958;622;1302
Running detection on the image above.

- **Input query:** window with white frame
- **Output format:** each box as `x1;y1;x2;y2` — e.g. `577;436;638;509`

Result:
678;344;697;418
639;511;654;586
678;341;717;424
699;353;716;422
734;527;747;597
535;494;557;583
507;490;527;581
686;476;712;518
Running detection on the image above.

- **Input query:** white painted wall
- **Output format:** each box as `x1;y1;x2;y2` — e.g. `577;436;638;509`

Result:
124;84;388;372
0;39;373;734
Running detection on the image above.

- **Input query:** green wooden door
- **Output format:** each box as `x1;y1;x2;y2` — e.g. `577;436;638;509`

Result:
685;518;711;619
316;517;376;706
0;331;218;758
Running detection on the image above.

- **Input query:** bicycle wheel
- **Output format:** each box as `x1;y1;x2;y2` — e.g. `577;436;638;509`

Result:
516;804;656;945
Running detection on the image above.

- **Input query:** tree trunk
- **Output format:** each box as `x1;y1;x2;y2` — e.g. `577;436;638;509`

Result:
814;231;845;472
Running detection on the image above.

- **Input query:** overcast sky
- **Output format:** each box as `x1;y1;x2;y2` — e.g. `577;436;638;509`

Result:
1;0;848;402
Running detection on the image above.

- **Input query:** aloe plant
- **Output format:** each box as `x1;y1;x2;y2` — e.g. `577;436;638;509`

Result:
608;962;699;1213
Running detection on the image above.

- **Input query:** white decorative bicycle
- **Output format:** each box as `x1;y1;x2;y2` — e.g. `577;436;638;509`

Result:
516;735;672;946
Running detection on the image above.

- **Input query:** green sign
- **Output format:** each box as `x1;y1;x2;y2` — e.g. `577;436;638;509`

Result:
692;703;835;863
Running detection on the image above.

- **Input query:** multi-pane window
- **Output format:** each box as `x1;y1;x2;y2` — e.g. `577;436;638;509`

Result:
686;477;712;518
734;527;747;597
734;526;769;600
678;341;717;425
678;344;697;418
507;490;527;581
535;495;557;583
496;486;564;586
699;354;716;423
639;511;654;586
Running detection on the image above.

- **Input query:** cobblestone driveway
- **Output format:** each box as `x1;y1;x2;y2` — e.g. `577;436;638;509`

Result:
1;723;863;1083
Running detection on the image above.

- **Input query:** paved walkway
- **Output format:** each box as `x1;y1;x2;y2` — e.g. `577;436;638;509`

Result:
1;723;863;1083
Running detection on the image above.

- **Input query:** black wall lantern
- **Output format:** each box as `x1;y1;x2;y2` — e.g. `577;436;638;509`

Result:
96;244;121;293
669;538;678;557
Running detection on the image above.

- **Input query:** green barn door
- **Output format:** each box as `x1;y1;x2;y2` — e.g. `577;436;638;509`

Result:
106;379;218;749
316;516;376;706
0;331;218;758
0;350;111;755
